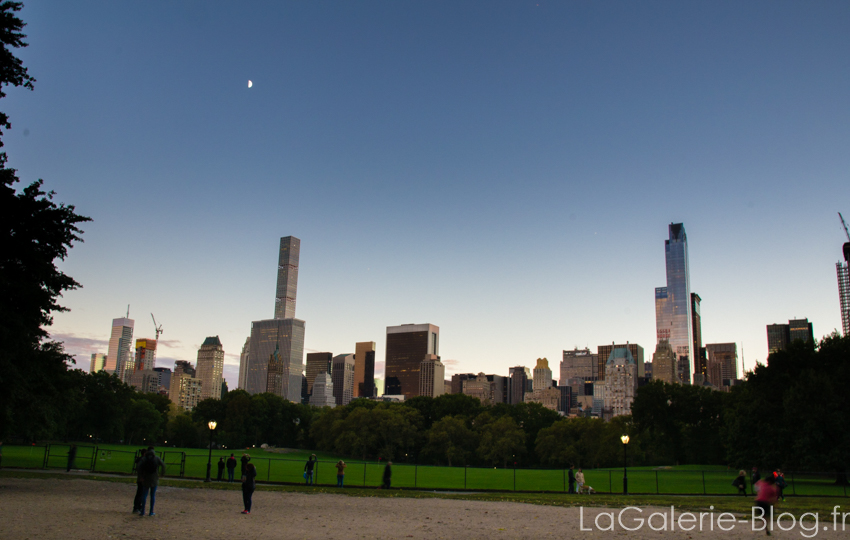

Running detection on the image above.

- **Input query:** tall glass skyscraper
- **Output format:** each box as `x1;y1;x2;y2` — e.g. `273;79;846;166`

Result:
106;317;134;381
655;223;693;384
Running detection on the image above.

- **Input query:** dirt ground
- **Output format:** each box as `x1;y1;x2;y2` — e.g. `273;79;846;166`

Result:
0;476;846;539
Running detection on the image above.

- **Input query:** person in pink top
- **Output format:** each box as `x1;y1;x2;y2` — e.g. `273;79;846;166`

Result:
755;475;779;535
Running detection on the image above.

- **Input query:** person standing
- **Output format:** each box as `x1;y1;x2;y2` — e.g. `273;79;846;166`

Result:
568;465;576;494
774;470;787;501
133;448;147;513
240;453;251;478
241;462;257;514
138;447;166;516
66;444;77;472
755;475;778;535
575;468;585;494
226;454;237;482
216;457;225;481
382;461;392;489
335;460;346;487
751;467;761;494
304;455;316;485
732;470;748;496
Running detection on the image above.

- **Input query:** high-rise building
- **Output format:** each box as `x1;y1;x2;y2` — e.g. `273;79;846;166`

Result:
332;353;355;406
508;366;530;404
651;339;677;384
106;317;134;381
153;367;171;394
133;339;157;373
90;353;106;373
384;323;439;399
691;293;705;380
705;343;738;389
603;348;637;418
561;348;598;381
237;337;249;389
767;318;815;354
353;341;377;398
241;236;305;400
655;223;694;384
305;352;333;396
309;373;335;408
838;231;850;335
532;358;552;390
169;361;202;411
597;343;644;380
462;373;505;405
419;354;445;398
196;336;225;401
451;373;476;395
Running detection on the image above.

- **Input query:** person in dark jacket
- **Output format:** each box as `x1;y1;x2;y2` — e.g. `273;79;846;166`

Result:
751;467;762;494
66;444;77;472
138;447;166;516
732;470;748;496
133;448;147;512
240;453;251;477
568;465;576;494
241;462;258;514
226;454;237;482
216;457;225;481
382;461;392;489
304;455;316;485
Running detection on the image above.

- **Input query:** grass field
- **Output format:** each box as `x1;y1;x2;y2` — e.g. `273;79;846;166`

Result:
3;443;847;497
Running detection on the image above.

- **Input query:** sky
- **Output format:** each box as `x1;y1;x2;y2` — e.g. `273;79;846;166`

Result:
5;1;850;387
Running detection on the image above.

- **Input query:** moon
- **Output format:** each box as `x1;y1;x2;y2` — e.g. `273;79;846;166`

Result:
248;80;253;88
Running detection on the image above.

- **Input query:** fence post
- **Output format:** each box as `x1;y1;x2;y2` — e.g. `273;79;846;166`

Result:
702;471;706;495
655;470;659;494
267;458;271;481
316;461;319;485
42;444;50;469
363;463;367;487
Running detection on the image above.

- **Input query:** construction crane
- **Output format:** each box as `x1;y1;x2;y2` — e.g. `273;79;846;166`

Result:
151;313;163;341
840;212;850;242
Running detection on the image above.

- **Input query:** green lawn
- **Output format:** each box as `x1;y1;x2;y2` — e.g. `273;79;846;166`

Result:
3;443;848;497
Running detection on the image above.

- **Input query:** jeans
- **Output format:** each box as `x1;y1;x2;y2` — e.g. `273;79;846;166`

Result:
242;486;254;512
305;472;313;485
227;469;235;482
337;474;344;487
140;485;157;515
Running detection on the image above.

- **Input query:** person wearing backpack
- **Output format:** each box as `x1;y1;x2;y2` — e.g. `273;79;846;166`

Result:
138;447;166;516
774;470;788;501
226;454;237;482
133;448;147;513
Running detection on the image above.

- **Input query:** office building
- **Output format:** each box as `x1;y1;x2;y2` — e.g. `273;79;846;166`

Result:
655;223;694;384
451;373;476;395
129;371;160;394
462;373;506;405
90;353;106;373
525;385;560;411
305;352;333;395
591;381;605;417
332;353;355;406
241;236;305;400
153;367;171;394
419;355;445;398
603;347;637;417
237;337;249;389
651;339;677;384
597;343;645;379
644;362;652;379
353;341;377;398
196;336;224;400
705;343;738;389
556;385;571;414
309;373;335;408
508;366;530;404
767;318;815;354
169;361;202;411
106;317;134;381
561;348;598;381
532;358;552;391
691;293;705;380
133;338;157;374
385;323;439;399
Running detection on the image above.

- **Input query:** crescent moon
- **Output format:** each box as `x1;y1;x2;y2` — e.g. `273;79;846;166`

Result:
248;80;253;88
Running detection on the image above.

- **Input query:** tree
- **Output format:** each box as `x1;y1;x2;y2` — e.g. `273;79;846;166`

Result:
167;414;200;448
424;415;476;466
0;2;90;438
124;399;162;446
477;415;525;468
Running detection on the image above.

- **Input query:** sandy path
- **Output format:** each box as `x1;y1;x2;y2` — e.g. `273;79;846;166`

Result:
0;477;845;539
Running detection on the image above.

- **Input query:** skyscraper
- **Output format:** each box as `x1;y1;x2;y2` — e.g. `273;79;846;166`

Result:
384;323;439;399
691;293;705;380
134;339;157;373
106;317;134;381
561;348;598;381
196;336;225;400
353;341;377;398
603;348;637;418
767;318;814;354
305;352;333;395
651;339;677;384
332;353;355;406
532;358;552;391
597;343;644;379
309;373;336;408
508;366;530;404
838;215;850;336
655;223;693;384
705;342;738;389
90;353;106;373
241;236;306;400
237;337;249;389
419;354;445;398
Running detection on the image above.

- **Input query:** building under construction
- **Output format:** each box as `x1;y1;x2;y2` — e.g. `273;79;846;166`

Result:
837;213;850;337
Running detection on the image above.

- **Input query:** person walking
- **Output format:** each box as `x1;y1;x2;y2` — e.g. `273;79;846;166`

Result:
732;470;748;496
241;462;257;514
568;465;576;494
216;457;225;481
575;468;586;494
751;466;761;494
335;460;346;487
774;470;787;501
240;453;251;478
226;454;237;482
66;444;77;472
755;475;779;535
304;454;317;485
133;448;147;513
138;447;166;516
382;461;392;489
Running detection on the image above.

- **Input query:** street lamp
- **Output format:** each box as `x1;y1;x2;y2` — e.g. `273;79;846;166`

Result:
621;434;630;495
205;420;217;482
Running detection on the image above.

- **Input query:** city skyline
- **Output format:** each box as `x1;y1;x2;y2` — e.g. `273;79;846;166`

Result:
7;2;848;385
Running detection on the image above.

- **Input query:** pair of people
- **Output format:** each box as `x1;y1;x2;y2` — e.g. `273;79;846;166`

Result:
135;447;166;516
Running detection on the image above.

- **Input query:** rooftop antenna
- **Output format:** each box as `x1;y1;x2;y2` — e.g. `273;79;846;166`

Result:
151;313;163;341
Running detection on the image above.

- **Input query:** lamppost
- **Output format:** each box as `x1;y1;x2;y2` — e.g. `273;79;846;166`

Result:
205;420;217;482
621;434;630;494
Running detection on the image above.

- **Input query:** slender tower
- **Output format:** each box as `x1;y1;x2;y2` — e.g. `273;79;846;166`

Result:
838;213;850;336
655;223;694;384
275;237;300;320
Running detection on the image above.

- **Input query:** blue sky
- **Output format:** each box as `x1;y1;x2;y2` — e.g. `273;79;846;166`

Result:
6;1;850;385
